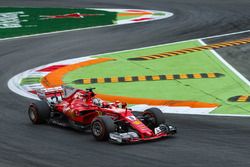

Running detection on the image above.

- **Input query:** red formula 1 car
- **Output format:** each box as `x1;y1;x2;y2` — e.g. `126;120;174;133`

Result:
28;86;176;143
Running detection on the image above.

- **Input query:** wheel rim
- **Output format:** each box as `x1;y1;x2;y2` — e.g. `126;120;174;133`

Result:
29;107;37;121
144;113;157;127
92;121;103;136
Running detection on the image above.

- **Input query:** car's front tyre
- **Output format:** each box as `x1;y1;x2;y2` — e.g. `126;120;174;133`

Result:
91;116;115;141
143;107;165;130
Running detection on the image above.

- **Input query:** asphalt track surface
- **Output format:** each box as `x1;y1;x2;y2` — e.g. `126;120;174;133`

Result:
0;0;250;167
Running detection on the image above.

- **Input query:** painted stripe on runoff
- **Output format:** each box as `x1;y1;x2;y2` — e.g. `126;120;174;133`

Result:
228;96;250;102
128;37;250;61
198;39;250;87
72;73;224;84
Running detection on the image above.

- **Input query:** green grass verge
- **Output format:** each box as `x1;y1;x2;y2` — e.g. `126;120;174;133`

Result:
20;77;41;85
0;7;117;38
63;40;250;115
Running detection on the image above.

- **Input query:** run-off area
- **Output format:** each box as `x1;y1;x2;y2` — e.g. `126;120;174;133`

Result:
63;40;250;115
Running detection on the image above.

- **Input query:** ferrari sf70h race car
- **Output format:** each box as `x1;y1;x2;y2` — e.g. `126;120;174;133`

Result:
28;86;177;143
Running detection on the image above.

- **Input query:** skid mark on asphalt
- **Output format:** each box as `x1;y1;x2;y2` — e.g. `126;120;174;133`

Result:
72;73;224;84
128;37;250;61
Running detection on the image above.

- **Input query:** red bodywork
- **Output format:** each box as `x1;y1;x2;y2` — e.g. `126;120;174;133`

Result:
54;90;100;125
38;88;170;142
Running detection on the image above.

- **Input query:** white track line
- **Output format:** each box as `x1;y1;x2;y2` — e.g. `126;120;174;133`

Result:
202;29;250;40
0;24;119;41
168;112;250;118
67;29;250;63
198;39;250;86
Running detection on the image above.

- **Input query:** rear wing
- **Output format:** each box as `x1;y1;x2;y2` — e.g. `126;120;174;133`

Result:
36;87;63;103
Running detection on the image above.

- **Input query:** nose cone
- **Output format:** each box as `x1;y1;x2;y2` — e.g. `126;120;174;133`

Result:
144;131;153;137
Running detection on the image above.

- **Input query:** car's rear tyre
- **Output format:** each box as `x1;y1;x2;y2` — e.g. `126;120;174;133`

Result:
143;108;165;129
28;101;51;124
91;116;115;141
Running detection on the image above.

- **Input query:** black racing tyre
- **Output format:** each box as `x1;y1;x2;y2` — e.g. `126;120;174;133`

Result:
91;116;115;141
28;101;51;124
143;108;165;129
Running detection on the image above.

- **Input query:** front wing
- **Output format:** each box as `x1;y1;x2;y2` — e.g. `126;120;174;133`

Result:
109;124;177;144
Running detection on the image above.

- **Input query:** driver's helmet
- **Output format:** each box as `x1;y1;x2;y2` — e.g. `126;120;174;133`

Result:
93;98;103;107
73;92;85;99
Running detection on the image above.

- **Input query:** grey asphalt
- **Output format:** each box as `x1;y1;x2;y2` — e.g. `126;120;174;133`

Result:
204;32;250;80
0;0;250;167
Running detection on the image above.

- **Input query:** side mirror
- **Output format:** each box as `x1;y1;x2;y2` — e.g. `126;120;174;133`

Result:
122;102;127;108
102;102;109;108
